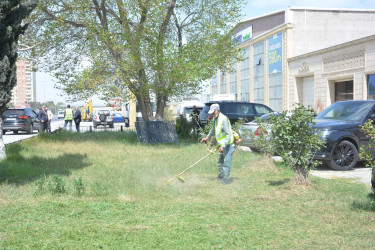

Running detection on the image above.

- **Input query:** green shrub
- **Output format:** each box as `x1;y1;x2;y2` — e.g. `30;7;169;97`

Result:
266;104;325;184
360;119;375;168
73;177;85;196
47;175;66;194
175;115;197;140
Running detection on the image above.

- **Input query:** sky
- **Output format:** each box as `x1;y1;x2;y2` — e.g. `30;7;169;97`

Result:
35;0;375;105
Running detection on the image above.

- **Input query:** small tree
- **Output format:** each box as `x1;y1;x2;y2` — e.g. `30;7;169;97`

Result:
0;0;36;159
359;119;375;168
267;105;325;185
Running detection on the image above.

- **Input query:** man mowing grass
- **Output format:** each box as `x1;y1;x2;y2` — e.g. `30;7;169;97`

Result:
201;104;235;185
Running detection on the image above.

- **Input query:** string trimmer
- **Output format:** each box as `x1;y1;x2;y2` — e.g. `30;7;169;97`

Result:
167;147;218;184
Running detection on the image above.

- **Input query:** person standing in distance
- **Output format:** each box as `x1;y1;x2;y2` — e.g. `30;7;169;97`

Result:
73;106;82;133
46;108;53;133
37;106;48;132
64;105;74;131
201;104;235;185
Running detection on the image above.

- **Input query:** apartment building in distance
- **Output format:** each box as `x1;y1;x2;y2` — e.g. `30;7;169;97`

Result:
10;60;36;108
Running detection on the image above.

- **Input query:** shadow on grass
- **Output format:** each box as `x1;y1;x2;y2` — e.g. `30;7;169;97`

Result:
38;130;139;144
350;193;375;212
267;179;290;186
0;143;90;186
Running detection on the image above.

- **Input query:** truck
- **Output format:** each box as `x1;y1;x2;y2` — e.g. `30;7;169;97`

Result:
81;100;93;122
122;101;156;127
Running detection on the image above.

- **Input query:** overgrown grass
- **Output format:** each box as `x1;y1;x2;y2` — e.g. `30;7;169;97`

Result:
0;131;374;248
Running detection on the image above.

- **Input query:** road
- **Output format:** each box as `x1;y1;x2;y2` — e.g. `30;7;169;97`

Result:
3;116;64;145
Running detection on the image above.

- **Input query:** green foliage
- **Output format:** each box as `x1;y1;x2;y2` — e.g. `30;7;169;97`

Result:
250;116;275;155
175;115;197;140
265;105;325;183
35;174;66;195
0;0;36;114
25;0;244;120
198;118;214;135
73;177;85;196
359;119;375;168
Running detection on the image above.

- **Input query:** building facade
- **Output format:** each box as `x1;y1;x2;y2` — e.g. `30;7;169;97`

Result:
10;60;36;108
289;35;375;111
210;7;375;112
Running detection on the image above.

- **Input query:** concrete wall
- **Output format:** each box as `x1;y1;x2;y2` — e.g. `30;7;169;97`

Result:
291;9;375;57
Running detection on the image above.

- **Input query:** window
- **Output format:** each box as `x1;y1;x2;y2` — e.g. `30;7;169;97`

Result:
241;47;250;102
253;41;265;104
220;71;227;94
230;62;237;95
254;104;273;115
335;80;353;102
368;75;375;100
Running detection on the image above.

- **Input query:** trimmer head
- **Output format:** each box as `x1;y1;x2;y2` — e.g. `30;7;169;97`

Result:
174;174;186;183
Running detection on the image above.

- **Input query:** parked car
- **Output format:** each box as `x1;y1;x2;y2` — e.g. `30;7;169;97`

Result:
58;110;64;119
93;110;114;128
239;112;279;150
200;101;274;126
112;112;124;123
313;100;375;170
2;108;39;134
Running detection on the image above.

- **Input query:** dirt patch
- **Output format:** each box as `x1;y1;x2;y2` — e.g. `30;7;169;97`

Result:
117;194;135;202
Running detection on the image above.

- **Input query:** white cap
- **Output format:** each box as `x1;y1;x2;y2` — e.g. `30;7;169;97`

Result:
208;104;220;114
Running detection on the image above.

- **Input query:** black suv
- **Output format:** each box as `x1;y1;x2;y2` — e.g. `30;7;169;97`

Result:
2;108;39;134
200;101;274;126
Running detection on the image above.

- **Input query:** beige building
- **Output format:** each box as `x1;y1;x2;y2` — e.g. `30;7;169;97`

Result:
10;60;36;108
210;7;375;112
289;35;375;112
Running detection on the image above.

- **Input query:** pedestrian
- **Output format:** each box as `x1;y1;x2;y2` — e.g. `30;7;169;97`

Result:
46;108;53;133
74;106;82;133
64;105;74;131
37;106;48;132
190;105;200;131
200;104;235;185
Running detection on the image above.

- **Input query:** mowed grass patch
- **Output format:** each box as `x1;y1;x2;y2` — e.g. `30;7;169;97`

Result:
0;131;374;248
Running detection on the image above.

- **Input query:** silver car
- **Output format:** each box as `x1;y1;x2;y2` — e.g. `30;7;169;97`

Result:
93;110;114;128
239;112;278;150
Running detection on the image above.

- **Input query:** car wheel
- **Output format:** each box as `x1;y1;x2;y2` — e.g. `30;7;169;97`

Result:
27;124;33;134
13;130;18;134
2;130;6;135
329;140;358;171
110;123;114;128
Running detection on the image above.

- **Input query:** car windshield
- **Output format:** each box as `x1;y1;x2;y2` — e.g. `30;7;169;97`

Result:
316;102;374;122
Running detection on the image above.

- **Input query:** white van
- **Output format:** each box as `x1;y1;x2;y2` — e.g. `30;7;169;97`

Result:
57;110;64;119
122;101;156;127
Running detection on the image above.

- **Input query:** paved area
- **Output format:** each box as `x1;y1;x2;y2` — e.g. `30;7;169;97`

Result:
311;166;371;185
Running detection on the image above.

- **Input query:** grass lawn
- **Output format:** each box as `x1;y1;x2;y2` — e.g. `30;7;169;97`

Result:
0;131;375;248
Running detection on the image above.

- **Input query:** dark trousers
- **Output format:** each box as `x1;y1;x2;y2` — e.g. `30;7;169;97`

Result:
75;122;80;133
39;122;47;132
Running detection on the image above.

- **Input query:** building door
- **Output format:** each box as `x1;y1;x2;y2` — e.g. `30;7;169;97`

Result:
335;80;353;102
301;76;314;109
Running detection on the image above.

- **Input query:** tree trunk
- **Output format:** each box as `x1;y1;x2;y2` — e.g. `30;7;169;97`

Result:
0;118;6;160
135;94;153;122
292;166;310;185
155;94;167;121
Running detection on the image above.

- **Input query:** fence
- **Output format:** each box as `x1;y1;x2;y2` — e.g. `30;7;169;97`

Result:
57;124;136;133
